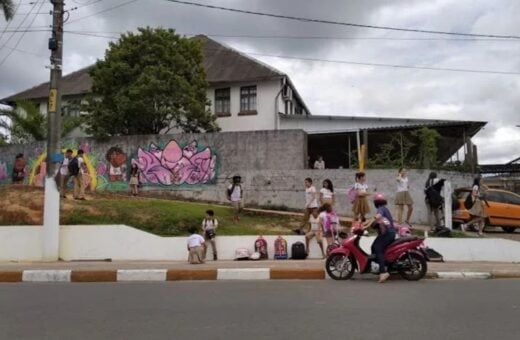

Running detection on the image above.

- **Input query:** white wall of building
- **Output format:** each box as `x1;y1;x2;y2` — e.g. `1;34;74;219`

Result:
1;225;519;262
207;79;282;132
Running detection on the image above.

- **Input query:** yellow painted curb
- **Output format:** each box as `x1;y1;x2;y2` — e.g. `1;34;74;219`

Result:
71;270;118;282
270;268;325;280
167;269;218;281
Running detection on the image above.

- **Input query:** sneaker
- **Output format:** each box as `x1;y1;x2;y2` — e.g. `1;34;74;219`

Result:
378;272;390;283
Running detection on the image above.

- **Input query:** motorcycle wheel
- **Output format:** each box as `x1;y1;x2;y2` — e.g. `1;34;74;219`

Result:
398;252;427;281
325;253;355;280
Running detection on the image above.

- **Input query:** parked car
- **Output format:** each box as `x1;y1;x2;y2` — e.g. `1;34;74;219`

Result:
452;188;520;233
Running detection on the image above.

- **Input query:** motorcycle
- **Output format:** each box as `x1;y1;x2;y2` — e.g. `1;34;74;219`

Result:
325;227;429;281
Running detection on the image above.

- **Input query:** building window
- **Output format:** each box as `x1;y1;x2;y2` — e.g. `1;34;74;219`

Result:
239;86;257;114
214;88;231;116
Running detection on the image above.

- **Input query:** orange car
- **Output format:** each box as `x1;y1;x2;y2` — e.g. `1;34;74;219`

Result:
452;188;520;233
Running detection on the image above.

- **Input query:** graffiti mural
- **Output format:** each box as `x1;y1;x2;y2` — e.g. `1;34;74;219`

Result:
134;140;217;186
0;161;8;181
105;146;127;182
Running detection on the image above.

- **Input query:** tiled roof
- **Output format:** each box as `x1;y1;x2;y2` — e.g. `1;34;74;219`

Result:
2;35;284;102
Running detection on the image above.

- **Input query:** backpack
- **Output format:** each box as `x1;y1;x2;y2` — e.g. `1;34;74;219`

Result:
347;186;358;204
291;242;307;260
425;187;443;208
234;248;251;261
254;237;268;259
68;157;80;176
433;225;451;237
464;194;474;210
323;211;338;233
274;236;288;260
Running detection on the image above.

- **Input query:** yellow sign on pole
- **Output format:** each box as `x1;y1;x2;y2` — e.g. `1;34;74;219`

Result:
48;89;57;113
359;144;366;172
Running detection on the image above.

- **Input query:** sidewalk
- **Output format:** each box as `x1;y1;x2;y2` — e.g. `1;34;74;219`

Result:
0;260;519;282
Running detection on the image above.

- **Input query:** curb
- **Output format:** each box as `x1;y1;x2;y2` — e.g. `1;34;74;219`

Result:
0;269;518;283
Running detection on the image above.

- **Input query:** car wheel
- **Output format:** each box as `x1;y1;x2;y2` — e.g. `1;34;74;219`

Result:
501;226;517;233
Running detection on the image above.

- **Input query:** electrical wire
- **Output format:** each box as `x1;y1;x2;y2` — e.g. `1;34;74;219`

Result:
0;0;40;53
0;0;22;42
66;0;139;25
164;0;520;40
0;0;47;67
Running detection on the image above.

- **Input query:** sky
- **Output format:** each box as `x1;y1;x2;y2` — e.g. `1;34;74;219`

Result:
0;0;519;163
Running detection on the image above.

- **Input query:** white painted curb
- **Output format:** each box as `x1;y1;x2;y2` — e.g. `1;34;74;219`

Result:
117;269;167;282
217;268;270;280
22;270;71;282
436;272;491;280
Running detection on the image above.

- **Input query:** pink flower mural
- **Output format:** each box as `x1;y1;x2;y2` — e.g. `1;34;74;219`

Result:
134;140;217;186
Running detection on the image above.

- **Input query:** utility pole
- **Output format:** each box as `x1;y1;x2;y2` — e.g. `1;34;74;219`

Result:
42;0;64;261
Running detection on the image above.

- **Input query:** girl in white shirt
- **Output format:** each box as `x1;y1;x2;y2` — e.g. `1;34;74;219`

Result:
319;179;335;206
305;208;325;257
395;167;414;225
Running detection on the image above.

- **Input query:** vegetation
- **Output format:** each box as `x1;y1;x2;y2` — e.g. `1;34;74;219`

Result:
0;0;14;21
0;100;82;144
85;27;219;138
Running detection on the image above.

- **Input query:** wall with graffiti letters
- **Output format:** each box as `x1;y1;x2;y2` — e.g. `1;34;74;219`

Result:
0;130;307;192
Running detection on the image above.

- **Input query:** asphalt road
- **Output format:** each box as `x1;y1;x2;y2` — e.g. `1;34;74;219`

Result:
1;280;519;340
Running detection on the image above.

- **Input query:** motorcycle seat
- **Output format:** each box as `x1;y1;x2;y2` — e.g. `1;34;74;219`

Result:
389;236;419;246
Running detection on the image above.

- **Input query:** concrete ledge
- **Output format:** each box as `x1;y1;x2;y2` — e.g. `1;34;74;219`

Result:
167;269;217;281
490;271;520;279
117;269;167;282
22;270;71;282
270;268;325;280
0;271;23;282
217;268;270;280
71;270;117;282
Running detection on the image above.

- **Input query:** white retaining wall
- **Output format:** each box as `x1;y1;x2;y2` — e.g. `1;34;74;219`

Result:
0;225;519;262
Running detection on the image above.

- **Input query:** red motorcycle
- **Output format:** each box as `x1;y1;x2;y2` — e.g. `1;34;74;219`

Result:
325;228;429;281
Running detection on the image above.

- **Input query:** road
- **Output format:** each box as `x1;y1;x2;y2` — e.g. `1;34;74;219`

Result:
1;280;519;340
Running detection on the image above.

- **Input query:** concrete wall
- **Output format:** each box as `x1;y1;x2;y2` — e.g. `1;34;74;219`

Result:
153;169;473;225
1;225;519;262
207;79;282;132
0;130;307;190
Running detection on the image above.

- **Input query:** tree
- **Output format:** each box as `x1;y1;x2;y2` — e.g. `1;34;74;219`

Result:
413;127;440;169
1;0;15;21
0;100;83;144
85;27;219;137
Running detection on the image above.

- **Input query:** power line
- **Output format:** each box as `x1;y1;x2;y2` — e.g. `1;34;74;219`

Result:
0;0;40;55
0;0;23;42
66;0;140;25
242;51;520;76
0;0;47;67
164;0;520;40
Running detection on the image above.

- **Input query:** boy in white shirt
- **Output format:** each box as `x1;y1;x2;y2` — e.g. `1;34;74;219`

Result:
59;149;73;198
187;226;205;264
228;175;242;223
300;177;318;232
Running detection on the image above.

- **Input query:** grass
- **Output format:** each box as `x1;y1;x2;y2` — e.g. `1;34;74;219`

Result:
61;194;300;237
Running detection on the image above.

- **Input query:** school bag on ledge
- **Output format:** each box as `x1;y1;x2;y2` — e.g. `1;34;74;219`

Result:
234;248;251;261
291;241;307;260
254;236;268;259
274;236;288;259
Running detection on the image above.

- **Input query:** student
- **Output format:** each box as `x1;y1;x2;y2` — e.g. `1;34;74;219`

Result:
187;226;205;264
12;153;26;184
202;209;218;260
129;162;140;196
318;203;336;250
314;156;325;170
59;149;73;198
305;208;325;258
424;172;444;228
461;177;488;236
352;172;370;220
395;167;414;225
227;175;243;223
72;149;86;200
301;178;319;231
319;179;335;206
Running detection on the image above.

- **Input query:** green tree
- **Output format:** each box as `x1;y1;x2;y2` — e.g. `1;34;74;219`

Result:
0;100;82;144
85;27;219;137
1;0;14;21
413;127;440;169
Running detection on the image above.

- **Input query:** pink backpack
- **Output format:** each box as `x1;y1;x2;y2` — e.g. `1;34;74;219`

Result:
347;186;358;204
323;211;338;232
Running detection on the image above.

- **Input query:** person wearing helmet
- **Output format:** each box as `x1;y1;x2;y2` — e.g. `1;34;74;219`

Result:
364;193;396;283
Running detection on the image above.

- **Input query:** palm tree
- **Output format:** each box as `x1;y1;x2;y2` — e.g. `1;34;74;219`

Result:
1;0;15;21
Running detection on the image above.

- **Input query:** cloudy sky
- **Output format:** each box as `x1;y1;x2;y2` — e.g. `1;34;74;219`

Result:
1;0;519;163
